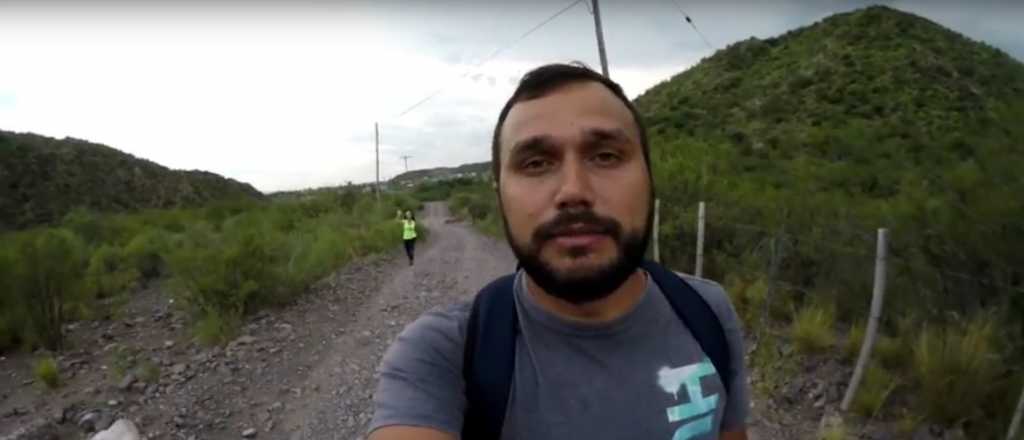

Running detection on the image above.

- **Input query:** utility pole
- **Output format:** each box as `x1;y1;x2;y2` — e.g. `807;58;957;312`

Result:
591;0;610;77
374;122;380;202
400;155;412;172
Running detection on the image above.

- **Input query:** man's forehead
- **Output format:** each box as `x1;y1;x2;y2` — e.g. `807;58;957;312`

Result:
500;81;641;150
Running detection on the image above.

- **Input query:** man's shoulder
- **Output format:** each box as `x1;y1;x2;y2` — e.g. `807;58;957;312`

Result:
400;301;473;347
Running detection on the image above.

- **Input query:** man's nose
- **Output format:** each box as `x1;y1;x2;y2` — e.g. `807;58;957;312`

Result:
554;157;594;210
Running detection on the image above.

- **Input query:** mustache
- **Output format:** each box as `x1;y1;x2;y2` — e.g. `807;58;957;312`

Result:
532;210;623;244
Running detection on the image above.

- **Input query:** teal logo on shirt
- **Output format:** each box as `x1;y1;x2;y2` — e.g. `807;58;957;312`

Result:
657;358;719;440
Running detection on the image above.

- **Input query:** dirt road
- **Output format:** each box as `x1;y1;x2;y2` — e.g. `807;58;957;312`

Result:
281;202;516;439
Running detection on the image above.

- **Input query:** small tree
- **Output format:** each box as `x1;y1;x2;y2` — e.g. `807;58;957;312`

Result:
0;245;22;350
16;229;87;350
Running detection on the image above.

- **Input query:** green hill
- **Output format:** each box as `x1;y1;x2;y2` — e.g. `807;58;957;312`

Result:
0;130;263;230
635;6;1023;433
390;161;489;186
636;5;1024;315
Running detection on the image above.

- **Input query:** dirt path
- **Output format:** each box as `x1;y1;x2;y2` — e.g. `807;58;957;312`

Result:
281;202;515;440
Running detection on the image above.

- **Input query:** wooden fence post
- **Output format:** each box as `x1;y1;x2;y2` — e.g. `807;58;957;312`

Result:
1008;381;1024;440
695;201;706;278
841;228;889;412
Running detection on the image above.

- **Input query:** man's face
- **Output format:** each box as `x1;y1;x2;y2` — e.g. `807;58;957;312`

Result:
498;81;652;304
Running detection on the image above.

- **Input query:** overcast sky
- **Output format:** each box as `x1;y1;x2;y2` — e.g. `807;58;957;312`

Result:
1;1;1021;192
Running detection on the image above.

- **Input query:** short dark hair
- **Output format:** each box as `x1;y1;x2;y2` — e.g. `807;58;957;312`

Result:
490;62;651;183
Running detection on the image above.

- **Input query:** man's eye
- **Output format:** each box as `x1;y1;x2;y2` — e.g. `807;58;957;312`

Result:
522;158;552;172
592;152;621;166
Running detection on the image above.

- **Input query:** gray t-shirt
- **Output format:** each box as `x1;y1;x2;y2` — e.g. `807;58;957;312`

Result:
370;270;750;439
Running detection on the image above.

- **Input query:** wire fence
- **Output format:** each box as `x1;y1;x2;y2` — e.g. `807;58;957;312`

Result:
655;199;1024;437
660;201;1023;326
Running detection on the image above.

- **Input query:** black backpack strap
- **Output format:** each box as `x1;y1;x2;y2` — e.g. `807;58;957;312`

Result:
642;261;732;394
462;273;518;440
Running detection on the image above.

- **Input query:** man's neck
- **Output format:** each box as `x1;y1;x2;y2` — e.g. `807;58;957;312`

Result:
525;270;647;323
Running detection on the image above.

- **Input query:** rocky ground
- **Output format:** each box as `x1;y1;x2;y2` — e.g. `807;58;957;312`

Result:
0;202;516;440
2;201;953;440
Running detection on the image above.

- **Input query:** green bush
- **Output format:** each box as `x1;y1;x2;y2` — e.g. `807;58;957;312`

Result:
912;316;1001;425
14;229;88;350
123;228;169;279
3;190;410;349
448;182;499;234
166;221;284;343
164;193;407;344
843;321;865;361
85;245;139;298
875;334;910;371
34;356;60;389
449;193;473;215
61;208;110;245
389;193;421;214
0;245;22;351
728;275;768;326
193;312;241;346
790;303;836;354
851;364;897;418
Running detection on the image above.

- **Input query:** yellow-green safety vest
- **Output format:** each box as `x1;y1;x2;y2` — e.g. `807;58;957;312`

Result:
403;220;417;240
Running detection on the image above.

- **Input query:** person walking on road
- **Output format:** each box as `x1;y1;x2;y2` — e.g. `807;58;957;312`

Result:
401;210;417;266
370;63;750;440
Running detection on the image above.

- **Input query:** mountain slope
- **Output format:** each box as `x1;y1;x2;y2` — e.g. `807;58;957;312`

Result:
390;161;489;185
635;5;1024;299
0;130;263;230
632;6;1023;435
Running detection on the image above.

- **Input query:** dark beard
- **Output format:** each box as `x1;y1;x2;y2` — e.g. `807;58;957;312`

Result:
504;208;651;305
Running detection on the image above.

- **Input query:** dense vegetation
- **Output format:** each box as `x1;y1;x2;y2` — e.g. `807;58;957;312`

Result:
0;190;419;350
0;130;263;230
633;5;1024;436
414;177;503;237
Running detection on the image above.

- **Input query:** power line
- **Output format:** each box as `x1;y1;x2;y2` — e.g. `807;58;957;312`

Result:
666;0;714;51
394;0;585;118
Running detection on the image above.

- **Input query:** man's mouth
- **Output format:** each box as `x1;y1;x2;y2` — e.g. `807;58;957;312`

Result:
549;223;611;248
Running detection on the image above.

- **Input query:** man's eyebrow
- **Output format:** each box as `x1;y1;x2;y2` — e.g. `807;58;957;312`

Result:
508;135;557;159
581;127;631;144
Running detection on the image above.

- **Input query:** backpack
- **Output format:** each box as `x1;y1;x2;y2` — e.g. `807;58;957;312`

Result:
461;260;731;440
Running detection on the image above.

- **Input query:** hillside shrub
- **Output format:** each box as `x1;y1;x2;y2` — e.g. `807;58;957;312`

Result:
85;244;139;298
911;316;1000;425
123;228;169;280
34;356;60;389
843;321;865;362
163;193;407;344
875;334;910;371
165;222;283;343
0;246;21;351
790;303;836;354
851;364;897;418
14;229;88;350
